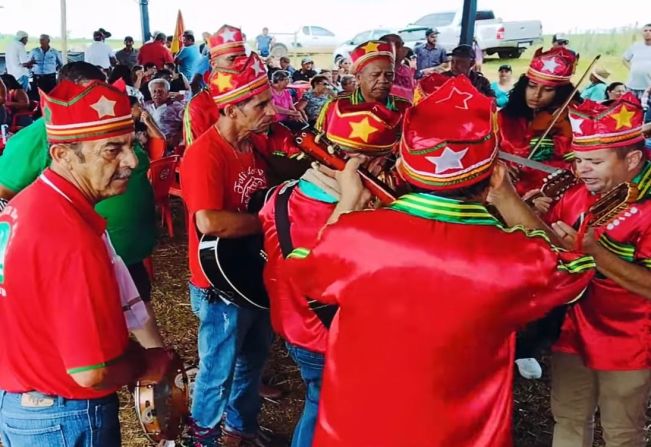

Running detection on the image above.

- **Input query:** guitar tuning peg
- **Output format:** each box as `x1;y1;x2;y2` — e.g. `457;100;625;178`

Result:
296;153;306;160
327;145;336;155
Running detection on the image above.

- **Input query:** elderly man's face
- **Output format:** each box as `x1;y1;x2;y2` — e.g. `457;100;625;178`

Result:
356;59;394;102
229;89;277;134
59;134;138;201
151;83;170;105
450;56;474;75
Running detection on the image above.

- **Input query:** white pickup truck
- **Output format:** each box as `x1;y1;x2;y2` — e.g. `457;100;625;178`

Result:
409;9;543;59
270;26;339;57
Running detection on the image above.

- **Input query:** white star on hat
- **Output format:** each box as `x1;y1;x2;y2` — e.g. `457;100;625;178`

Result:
220;28;237;42
90;96;116;119
434;87;473;110
542;57;560;73
425;147;469;174
569;115;584;135
251;59;266;76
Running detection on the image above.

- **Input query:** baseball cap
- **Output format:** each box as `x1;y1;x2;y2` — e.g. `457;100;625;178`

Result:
552;33;569;44
450;44;475;59
425;28;440;37
16;31;28;40
301;57;314;64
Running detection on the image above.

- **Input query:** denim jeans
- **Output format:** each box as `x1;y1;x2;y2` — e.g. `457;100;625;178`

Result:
285;343;325;447
189;284;274;436
0;391;120;447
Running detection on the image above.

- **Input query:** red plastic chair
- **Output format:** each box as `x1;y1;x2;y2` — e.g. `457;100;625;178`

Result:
148;155;179;238
8;91;39;133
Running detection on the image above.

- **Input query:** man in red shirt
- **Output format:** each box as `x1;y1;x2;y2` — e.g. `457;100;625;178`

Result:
534;94;651;447
287;76;595;447
183;25;246;147
138;32;174;70
0;80;170;446
180;52;277;447
259;97;403;447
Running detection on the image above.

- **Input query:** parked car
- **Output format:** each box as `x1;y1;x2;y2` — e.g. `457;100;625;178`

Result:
411;9;543;59
332;28;395;63
398;26;430;52
270;26;338;57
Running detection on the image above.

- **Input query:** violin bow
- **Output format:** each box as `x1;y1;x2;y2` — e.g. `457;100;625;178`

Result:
528;54;601;160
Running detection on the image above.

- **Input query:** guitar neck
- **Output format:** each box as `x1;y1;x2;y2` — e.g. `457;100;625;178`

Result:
294;131;398;205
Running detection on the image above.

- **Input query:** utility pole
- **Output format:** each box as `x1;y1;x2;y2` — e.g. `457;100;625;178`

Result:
459;0;477;46
139;0;151;42
60;0;68;63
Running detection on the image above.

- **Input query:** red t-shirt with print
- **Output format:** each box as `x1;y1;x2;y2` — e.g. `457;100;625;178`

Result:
180;125;269;288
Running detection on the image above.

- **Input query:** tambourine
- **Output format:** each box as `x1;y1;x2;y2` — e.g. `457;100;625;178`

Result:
134;351;190;443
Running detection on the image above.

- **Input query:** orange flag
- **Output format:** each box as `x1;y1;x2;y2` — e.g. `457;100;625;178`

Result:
170;10;184;55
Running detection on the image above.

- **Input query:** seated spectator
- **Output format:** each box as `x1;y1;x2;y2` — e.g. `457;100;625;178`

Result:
605;82;627;101
0;72;31;127
143;78;185;151
292;57;317;83
319;69;338;97
340;75;357;94
107;64;144;102
158;67;191;95
297;75;332;125
271;70;306;130
581;67;610;101
130;96;166;160
139;62;158;101
490;64;513;108
279;56;296;76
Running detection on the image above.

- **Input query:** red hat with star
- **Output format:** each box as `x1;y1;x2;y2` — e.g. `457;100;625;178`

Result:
40;80;134;143
396;75;498;191
413;72;449;105
323;100;403;154
209;25;246;60
569;92;645;152
209;52;269;108
350;40;395;74
527;47;578;87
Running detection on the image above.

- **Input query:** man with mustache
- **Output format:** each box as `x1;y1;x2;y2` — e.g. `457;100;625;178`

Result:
530;94;651;447
0;80;171;446
180;52;278;447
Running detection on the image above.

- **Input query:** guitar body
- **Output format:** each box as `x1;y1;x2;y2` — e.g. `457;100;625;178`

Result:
197;187;277;310
198;234;269;310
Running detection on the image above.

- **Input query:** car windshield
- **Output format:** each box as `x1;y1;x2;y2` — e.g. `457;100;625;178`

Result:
414;12;455;28
399;28;428;42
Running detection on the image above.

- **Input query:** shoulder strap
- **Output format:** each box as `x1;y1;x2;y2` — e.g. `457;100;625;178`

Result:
274;182;299;258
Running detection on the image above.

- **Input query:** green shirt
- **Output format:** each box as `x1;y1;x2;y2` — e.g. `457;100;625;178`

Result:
0;118;156;265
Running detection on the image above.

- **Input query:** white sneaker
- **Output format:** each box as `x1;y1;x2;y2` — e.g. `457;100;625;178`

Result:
515;358;543;379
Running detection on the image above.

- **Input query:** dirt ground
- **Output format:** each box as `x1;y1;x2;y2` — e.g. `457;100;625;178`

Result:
117;200;650;447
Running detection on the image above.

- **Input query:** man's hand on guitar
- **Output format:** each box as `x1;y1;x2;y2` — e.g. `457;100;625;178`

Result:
522;189;554;214
551;220;597;253
335;158;371;210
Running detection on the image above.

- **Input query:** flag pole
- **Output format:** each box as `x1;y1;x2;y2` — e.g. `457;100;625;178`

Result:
60;0;68;64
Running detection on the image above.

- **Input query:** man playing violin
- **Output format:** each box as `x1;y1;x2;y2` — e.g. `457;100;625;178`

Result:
0;80;170;446
529;94;651;447
285;76;595;447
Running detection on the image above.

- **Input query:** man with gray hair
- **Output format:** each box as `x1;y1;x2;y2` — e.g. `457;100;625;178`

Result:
30;34;63;94
5;31;33;91
144;78;185;151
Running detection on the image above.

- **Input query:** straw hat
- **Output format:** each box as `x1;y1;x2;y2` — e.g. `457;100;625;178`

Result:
592;67;611;84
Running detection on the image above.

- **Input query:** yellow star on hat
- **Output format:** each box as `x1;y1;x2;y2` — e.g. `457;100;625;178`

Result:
90;96;116;119
611;105;635;130
348;117;379;143
213;73;234;91
360;41;380;54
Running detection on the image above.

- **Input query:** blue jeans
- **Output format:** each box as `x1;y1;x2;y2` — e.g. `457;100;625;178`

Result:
0;391;120;447
15;75;30;92
285;343;325;447
189;284;273;436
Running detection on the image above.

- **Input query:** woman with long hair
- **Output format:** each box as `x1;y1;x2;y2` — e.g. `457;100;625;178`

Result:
499;47;579;195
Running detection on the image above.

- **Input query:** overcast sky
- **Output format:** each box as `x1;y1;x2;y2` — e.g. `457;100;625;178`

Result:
1;0;645;42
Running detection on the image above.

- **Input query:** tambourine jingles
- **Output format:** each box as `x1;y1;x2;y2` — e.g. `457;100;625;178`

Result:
134;350;190;443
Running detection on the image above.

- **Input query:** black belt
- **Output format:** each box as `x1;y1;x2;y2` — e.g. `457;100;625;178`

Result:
34;73;56;78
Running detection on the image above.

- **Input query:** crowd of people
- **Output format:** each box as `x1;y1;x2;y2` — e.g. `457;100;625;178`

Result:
0;19;651;447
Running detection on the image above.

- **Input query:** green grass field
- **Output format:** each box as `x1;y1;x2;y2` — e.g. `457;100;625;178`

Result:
0;29;640;86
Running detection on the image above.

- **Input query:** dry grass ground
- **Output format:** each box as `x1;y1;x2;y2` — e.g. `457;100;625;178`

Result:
116;200;651;446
